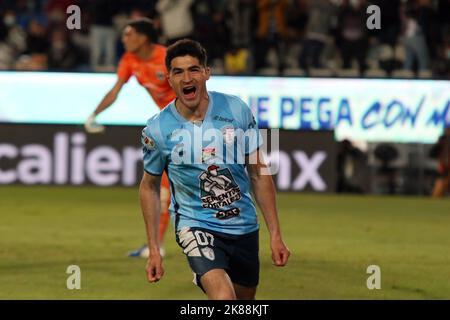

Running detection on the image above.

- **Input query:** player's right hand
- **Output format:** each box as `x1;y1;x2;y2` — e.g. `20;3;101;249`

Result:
84;114;105;134
146;253;164;283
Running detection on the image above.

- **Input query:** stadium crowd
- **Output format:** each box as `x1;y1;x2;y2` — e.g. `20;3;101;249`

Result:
0;0;449;78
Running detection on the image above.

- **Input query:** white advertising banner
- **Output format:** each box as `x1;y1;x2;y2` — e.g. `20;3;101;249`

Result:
0;72;448;143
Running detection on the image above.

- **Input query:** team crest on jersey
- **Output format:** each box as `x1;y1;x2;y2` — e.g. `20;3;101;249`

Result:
201;247;215;261
156;70;165;81
248;115;257;129
199;165;241;209
141;130;156;150
202;147;216;164
221;126;235;145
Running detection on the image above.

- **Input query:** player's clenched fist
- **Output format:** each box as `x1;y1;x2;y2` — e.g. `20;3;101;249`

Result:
270;237;290;267
146;254;164;283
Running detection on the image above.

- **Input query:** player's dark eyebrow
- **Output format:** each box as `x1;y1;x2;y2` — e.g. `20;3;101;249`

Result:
171;67;183;73
188;65;201;71
171;65;202;73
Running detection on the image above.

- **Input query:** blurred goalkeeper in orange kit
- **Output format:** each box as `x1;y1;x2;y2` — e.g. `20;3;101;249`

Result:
84;18;174;257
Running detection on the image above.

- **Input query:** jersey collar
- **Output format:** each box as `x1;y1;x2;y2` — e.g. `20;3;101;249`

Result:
169;91;214;125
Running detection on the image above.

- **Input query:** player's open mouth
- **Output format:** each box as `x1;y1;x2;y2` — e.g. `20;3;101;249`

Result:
182;86;197;100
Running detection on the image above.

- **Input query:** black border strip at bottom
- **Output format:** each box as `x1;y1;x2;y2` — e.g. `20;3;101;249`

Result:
0;300;447;319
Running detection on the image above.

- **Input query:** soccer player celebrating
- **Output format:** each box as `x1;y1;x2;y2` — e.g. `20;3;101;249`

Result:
84;18;174;257
139;39;290;299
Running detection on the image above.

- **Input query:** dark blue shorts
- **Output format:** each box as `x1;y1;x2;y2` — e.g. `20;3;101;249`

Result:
176;227;260;289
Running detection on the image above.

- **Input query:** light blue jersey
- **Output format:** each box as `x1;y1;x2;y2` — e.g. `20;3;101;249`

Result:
141;91;262;235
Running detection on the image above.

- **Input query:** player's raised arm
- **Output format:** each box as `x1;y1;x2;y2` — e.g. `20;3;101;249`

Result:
139;171;164;282
84;78;126;134
246;149;290;267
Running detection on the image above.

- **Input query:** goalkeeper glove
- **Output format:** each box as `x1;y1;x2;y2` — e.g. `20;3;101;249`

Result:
84;114;105;134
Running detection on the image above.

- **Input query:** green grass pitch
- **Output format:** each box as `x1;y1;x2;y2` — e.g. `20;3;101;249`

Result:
1;185;449;299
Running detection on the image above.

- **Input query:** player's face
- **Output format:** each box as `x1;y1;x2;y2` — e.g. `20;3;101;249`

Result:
121;26;147;53
168;55;210;110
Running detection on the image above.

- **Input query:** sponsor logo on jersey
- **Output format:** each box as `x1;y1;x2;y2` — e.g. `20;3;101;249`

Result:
199;165;241;209
221;126;235;144
213;115;234;123
141;130;156;150
216;207;241;220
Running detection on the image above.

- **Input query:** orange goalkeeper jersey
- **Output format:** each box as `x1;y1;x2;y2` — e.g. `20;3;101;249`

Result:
118;45;174;189
117;44;175;110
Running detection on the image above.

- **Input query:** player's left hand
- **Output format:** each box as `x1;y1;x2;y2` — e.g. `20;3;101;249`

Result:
270;237;290;267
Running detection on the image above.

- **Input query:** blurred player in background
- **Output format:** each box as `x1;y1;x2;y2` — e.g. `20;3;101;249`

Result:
140;39;290;299
84;18;175;257
430;127;450;198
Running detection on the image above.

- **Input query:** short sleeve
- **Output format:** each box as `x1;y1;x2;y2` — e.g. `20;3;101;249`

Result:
141;127;166;175
240;100;263;156
117;54;133;82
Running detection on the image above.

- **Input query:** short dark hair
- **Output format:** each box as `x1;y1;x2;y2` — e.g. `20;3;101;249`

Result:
165;39;208;71
126;18;156;42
